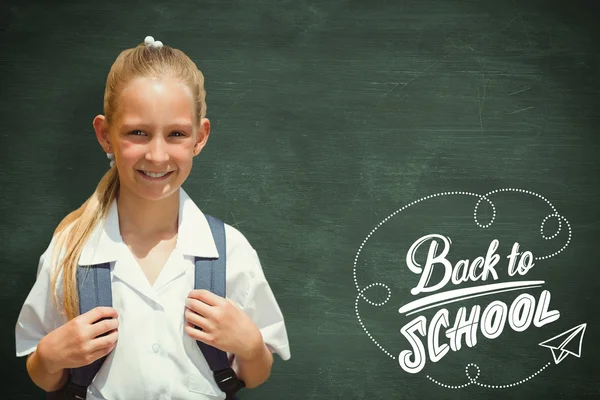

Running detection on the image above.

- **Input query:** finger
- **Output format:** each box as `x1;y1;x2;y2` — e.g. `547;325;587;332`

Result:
188;289;224;306
88;334;118;362
90;317;119;338
185;297;214;318
184;308;213;332
184;322;214;345
91;329;119;351
83;307;118;324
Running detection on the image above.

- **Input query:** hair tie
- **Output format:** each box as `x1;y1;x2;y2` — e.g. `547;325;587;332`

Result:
106;152;115;168
144;35;163;49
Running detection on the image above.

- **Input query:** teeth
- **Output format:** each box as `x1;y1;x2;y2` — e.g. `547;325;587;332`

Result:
142;171;169;178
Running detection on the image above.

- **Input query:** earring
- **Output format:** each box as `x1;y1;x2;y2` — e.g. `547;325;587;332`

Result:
106;152;115;168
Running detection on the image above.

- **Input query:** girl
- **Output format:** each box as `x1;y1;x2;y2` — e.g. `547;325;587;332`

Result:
15;36;290;400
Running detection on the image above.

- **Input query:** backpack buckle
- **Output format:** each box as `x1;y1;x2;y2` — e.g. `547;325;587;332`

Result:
213;367;245;395
64;382;88;400
46;381;87;400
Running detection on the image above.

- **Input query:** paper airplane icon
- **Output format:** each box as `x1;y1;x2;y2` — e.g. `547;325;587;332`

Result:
538;323;587;364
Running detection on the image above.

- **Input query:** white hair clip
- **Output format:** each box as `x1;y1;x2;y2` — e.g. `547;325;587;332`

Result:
106;152;115;168
144;35;163;49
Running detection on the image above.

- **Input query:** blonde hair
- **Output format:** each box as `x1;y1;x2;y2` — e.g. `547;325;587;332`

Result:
50;39;207;320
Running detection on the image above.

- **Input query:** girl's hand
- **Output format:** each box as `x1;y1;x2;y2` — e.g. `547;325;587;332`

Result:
37;307;119;374
184;290;264;361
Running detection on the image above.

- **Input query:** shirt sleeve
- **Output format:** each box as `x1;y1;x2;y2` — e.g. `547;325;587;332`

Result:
242;247;291;361
15;242;66;357
225;226;291;361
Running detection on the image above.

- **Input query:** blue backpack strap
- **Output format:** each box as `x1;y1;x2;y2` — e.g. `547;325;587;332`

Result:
196;214;245;400
46;263;113;400
72;263;113;386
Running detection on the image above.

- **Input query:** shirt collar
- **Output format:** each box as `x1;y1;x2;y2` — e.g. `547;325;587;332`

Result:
78;187;219;266
78;198;124;266
176;188;220;259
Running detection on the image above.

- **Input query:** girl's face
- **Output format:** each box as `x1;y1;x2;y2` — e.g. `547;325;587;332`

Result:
95;76;209;202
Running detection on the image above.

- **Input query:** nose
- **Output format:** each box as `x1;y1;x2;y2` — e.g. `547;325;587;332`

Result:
145;137;169;163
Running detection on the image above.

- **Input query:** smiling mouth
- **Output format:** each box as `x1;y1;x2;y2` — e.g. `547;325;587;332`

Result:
137;170;174;180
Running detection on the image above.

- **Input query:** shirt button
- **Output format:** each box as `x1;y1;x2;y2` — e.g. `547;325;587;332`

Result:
152;343;160;353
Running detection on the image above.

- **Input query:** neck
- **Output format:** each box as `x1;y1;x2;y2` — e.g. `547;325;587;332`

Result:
116;187;180;239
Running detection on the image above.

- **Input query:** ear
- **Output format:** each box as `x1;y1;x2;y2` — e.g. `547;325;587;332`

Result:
93;115;112;153
193;118;211;156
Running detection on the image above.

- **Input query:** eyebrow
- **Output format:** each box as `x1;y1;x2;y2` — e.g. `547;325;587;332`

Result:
121;121;193;131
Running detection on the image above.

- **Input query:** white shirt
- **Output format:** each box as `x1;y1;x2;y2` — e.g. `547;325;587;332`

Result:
15;188;290;399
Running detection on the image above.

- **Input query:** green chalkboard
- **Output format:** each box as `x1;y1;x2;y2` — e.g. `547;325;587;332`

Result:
2;0;599;398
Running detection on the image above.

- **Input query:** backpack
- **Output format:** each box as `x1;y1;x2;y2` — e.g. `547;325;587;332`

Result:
46;215;245;400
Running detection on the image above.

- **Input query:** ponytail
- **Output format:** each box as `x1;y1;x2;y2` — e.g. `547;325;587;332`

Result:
50;166;120;320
